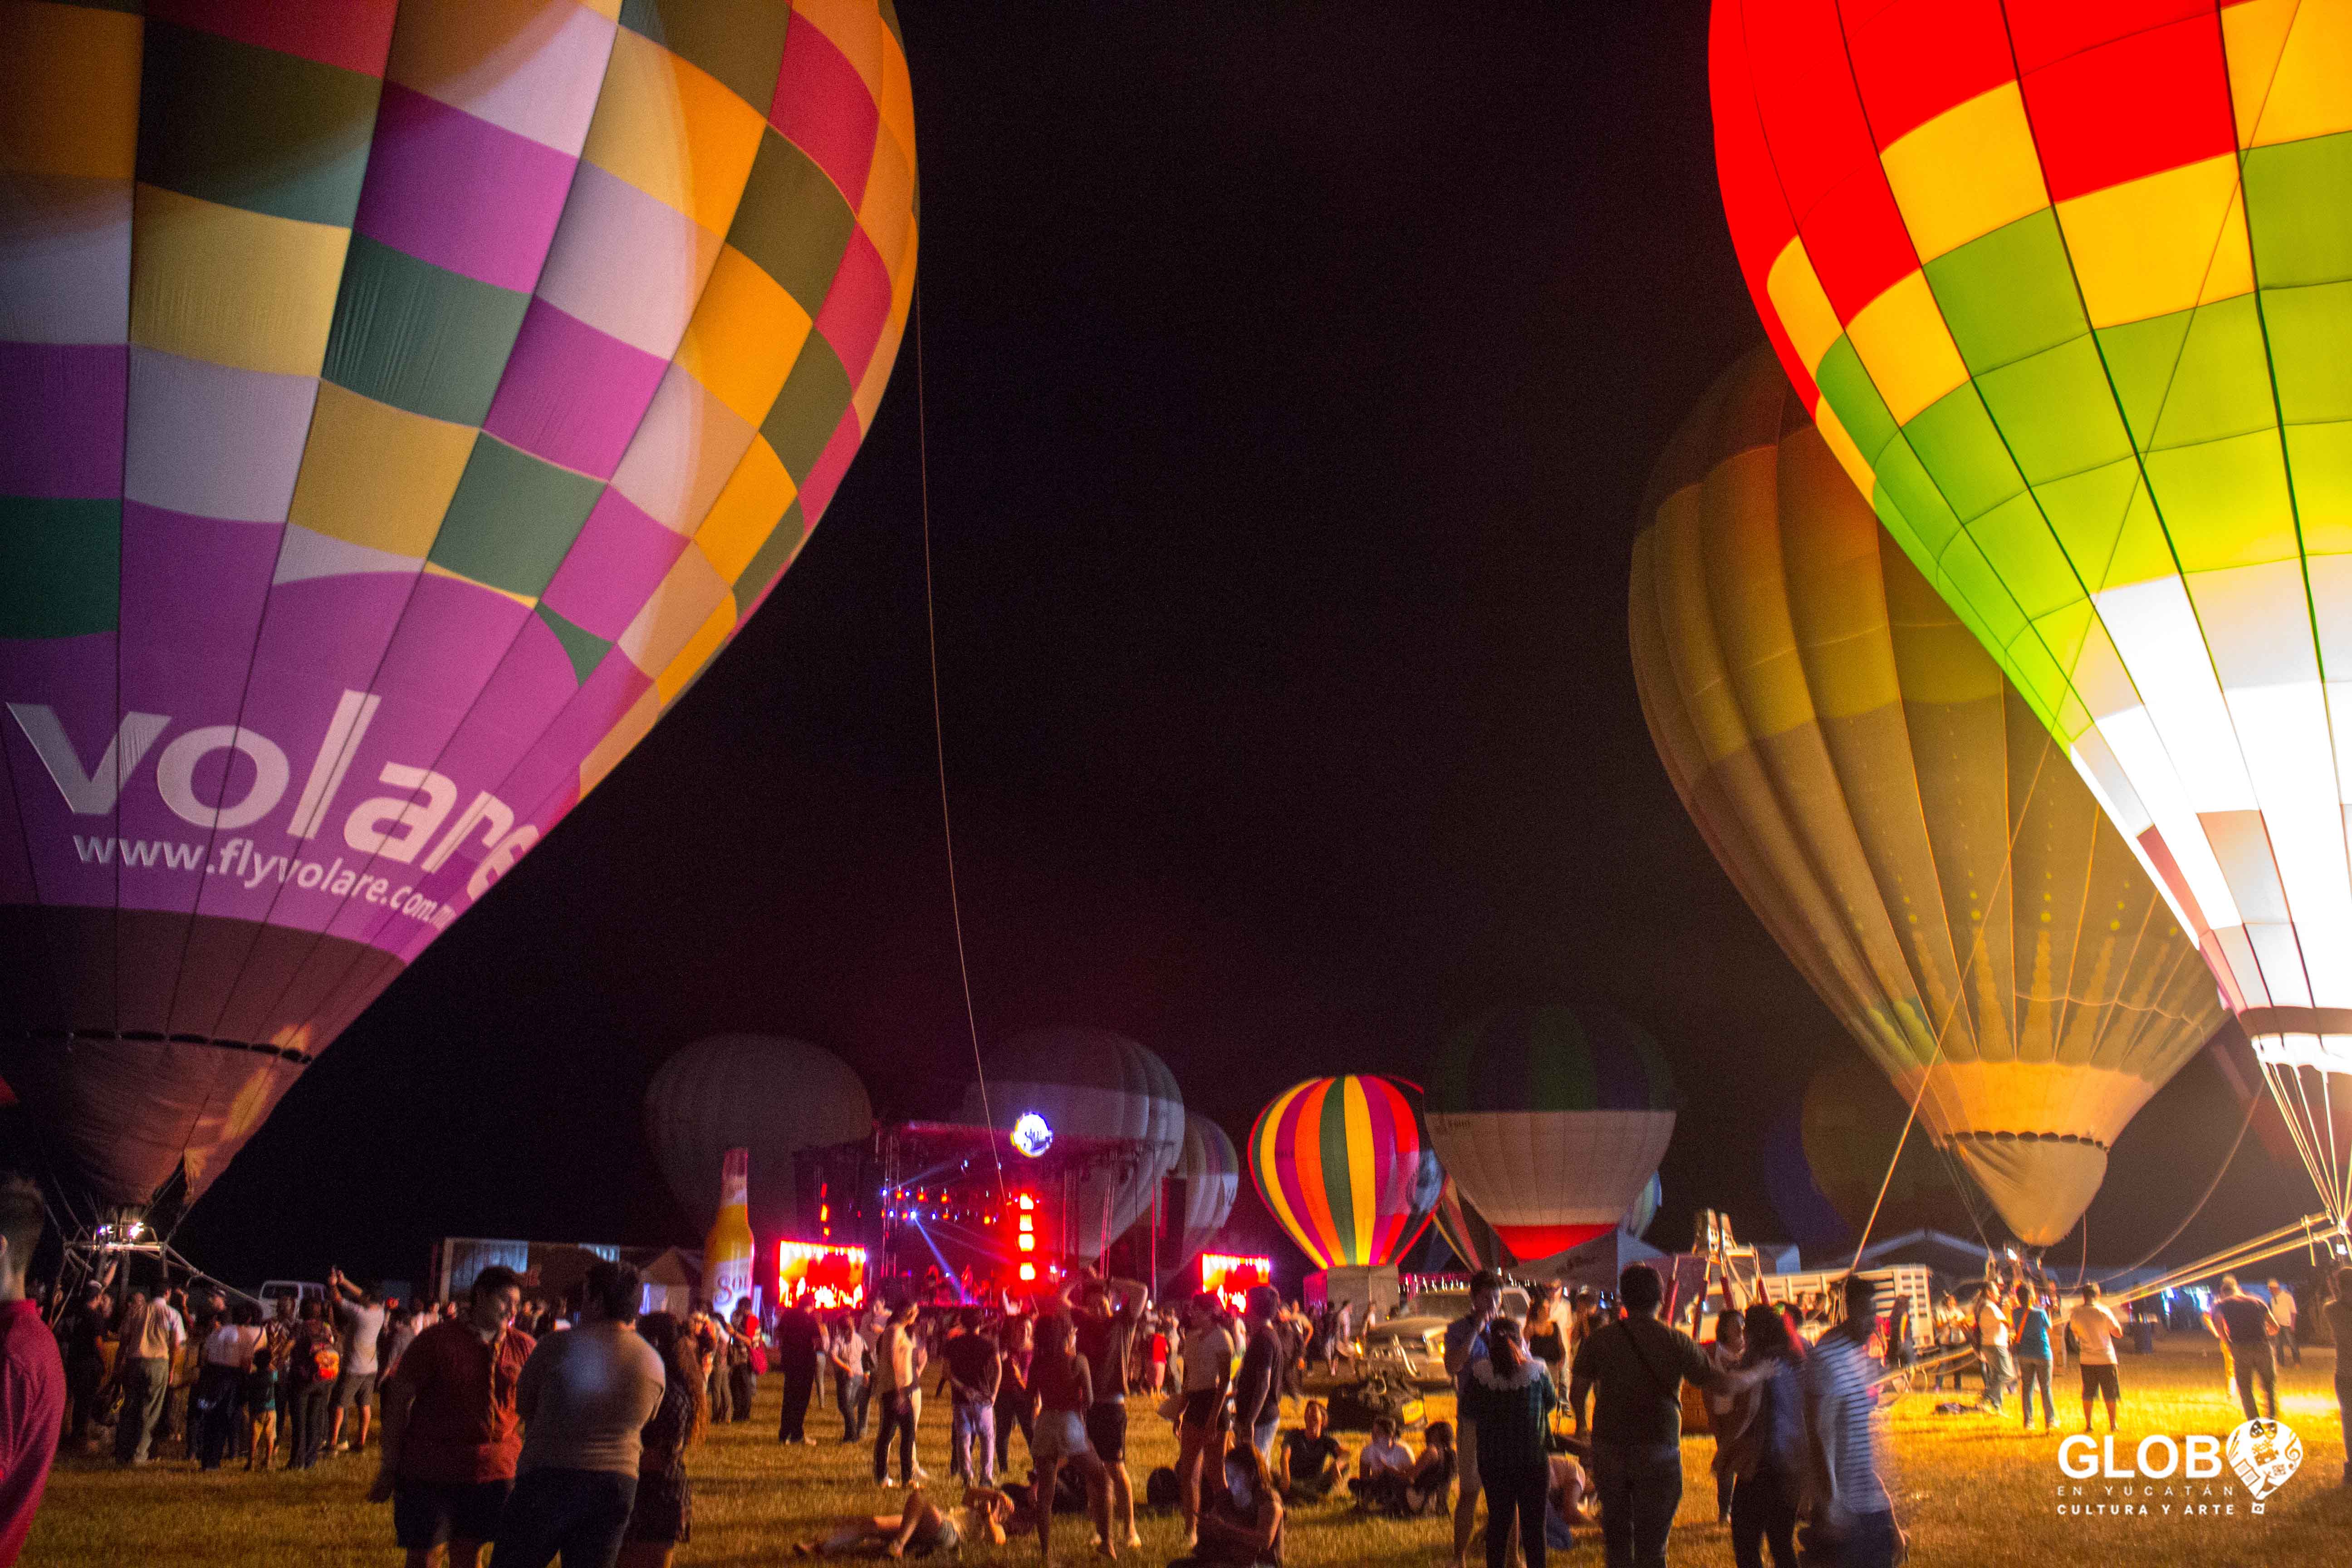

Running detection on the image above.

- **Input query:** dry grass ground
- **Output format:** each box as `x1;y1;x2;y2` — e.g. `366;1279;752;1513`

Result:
27;1337;2347;1565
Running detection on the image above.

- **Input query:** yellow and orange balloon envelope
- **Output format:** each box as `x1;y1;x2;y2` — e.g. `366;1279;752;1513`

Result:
1248;1074;1440;1270
1711;0;2352;1220
1629;348;2223;1246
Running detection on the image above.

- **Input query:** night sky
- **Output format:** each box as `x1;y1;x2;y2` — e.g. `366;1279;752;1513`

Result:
172;5;2298;1289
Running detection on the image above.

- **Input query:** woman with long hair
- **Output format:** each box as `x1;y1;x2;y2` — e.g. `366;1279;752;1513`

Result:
619;1311;709;1568
1029;1312;1113;1566
1460;1315;1558;1568
1171;1440;1285;1566
1723;1303;1805;1568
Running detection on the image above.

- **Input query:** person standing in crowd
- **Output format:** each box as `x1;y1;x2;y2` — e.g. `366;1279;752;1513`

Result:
328;1268;390;1455
1569;1263;1728;1568
2012;1285;2054;1433
772;1296;821;1444
495;1260;665;1568
155;1289;194;1455
994;1314;1034;1475
2208;1275;2280;1422
1526;1283;1570;1393
728;1302;764;1426
942;1308;1001;1488
2066;1284;2125;1434
1071;1272;1147;1553
1722;1304;1804;1568
193;1303;260;1470
617;1313;706;1568
0;1177;61;1565
1174;1292;1234;1552
693;1308;730;1427
1232;1285;1286;1469
1462;1317;1558;1568
1027;1313;1112;1568
1444;1270;1506;1568
54;1285;109;1455
2264;1278;2300;1368
244;1342;282;1471
1148;1313;1172;1396
871;1302;924;1488
2326;1268;2352;1486
1972;1285;2012;1416
828;1315;869;1445
1802;1276;1901;1568
109;1288;182;1466
373;1265;534;1568
1702;1307;1748;1526
284;1297;341;1469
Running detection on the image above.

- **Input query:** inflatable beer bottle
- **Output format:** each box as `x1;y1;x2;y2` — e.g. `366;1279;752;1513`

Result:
706;1147;756;1315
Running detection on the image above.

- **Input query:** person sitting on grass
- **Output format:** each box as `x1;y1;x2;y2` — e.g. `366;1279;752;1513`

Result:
1349;1415;1412;1497
789;1482;1019;1557
1171;1443;1285;1566
1278;1398;1344;1503
1544;1450;1595;1552
1353;1418;1455;1516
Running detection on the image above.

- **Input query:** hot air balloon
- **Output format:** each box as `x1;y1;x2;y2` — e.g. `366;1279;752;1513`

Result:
1425;1006;1675;1261
1631;349;2225;1245
1248;1075;1441;1270
1167;1113;1240;1275
1431;1173;1512;1273
956;1028;1185;1259
1622;1172;1662;1241
645;1034;873;1242
0;3;918;1215
1712;2;2352;1224
1762;1053;1982;1257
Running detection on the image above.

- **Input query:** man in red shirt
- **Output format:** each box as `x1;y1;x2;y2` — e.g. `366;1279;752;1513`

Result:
0;1175;63;1566
372;1266;533;1568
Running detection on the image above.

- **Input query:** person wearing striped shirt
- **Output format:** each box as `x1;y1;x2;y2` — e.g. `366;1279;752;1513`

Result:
1802;1277;1897;1568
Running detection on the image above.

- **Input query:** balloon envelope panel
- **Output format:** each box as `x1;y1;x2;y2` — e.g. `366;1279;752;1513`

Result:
1248;1075;1440;1269
1169;1112;1240;1274
0;1;917;1206
1628;349;2223;1245
1710;2;2349;1212
644;1034;873;1242
1425;1005;1676;1260
1431;1172;1511;1273
956;1027;1186;1258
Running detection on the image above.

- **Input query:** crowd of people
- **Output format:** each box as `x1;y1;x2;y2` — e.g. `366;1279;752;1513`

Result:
2;1218;2347;1568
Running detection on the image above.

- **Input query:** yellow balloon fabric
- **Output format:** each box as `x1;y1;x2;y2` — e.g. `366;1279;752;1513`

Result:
1629;350;2224;1246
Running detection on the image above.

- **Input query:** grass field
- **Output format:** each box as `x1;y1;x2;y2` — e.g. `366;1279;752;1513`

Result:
27;1338;2348;1565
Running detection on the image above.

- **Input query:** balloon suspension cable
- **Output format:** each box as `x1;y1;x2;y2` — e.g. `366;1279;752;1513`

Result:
2095;1088;2261;1283
914;285;1006;1207
1848;735;2063;1274
2101;1210;2346;1308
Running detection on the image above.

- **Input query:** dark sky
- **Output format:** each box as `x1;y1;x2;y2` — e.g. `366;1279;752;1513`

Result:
174;4;2300;1288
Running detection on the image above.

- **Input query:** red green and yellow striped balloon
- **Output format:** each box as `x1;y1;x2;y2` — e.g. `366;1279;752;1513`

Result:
1246;1075;1440;1270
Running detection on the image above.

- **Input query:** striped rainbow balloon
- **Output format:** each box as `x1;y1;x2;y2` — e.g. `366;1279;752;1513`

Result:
1246;1074;1441;1270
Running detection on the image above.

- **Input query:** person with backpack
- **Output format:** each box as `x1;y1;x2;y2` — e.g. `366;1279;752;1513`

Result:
1569;1264;1739;1568
286;1297;341;1469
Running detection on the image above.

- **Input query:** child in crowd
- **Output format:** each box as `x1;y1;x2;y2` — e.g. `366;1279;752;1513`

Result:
243;1343;279;1471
